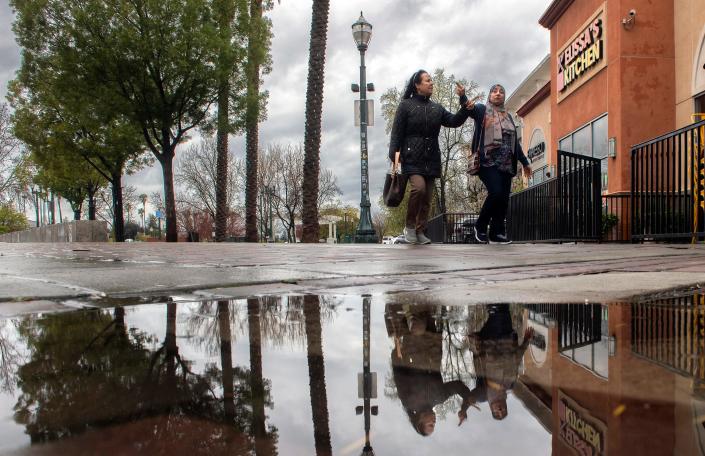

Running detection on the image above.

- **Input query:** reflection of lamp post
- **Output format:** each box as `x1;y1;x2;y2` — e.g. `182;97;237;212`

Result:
356;295;377;456
352;12;377;244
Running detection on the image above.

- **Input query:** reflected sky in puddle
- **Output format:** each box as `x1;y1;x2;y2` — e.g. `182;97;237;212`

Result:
0;291;703;455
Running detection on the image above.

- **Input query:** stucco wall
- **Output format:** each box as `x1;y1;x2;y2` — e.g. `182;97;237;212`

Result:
674;0;705;127
0;220;109;243
549;0;676;193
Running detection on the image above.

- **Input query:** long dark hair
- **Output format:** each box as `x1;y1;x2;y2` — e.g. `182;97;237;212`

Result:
402;69;428;99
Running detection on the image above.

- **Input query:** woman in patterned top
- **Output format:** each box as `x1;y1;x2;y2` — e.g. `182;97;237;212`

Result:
461;84;532;244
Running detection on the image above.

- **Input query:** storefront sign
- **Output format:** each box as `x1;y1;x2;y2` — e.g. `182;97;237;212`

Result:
527;141;545;162
558;391;607;456
556;6;607;102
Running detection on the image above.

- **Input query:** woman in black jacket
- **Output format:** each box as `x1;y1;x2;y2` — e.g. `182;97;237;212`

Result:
461;84;531;244
388;70;469;245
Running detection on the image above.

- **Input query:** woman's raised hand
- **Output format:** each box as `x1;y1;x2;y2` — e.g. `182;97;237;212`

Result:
455;81;466;97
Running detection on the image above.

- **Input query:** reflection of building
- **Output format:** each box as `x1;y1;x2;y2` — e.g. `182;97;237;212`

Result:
510;0;705;196
519;296;705;456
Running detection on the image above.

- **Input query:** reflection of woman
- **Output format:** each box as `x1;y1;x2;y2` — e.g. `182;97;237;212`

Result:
461;84;531;244
465;304;533;420
385;304;472;435
388;70;469;245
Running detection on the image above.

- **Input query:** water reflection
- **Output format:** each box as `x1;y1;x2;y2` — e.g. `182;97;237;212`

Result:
0;292;704;454
385;303;473;434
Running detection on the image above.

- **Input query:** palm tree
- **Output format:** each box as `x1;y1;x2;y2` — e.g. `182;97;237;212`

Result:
214;0;236;242
300;0;331;243
139;193;147;231
245;0;265;242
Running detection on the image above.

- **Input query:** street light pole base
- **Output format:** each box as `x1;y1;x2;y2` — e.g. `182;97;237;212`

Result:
354;229;378;244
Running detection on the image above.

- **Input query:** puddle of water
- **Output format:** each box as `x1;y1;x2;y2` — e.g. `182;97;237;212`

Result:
0;291;703;455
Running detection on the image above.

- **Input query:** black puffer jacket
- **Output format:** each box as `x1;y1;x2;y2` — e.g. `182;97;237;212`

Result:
388;94;469;177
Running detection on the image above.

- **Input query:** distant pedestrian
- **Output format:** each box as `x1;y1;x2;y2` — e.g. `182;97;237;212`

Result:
461;84;531;244
388;70;469;245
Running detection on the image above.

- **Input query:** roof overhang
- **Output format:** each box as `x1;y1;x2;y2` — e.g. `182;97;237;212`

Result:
516;82;551;118
538;0;574;29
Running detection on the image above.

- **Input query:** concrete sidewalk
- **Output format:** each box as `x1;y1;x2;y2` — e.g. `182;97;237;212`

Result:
1;242;704;315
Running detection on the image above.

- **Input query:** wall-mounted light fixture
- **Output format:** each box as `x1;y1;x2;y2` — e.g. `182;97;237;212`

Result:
608;335;617;357
621;9;636;30
608;137;617;158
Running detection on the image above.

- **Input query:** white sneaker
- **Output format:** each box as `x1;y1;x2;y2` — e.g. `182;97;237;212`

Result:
404;227;419;244
417;231;432;245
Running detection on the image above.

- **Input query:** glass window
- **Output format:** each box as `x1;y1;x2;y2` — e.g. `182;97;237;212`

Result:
573;124;591;157
559;115;609;191
592;116;608;160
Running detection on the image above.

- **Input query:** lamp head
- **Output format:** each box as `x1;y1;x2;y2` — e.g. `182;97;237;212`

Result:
352;11;372;50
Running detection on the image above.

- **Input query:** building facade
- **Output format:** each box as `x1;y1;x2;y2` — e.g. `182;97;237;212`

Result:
512;0;705;194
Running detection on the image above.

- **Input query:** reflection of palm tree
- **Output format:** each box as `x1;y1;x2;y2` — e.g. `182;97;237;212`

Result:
248;298;278;455
303;295;332;456
218;301;236;419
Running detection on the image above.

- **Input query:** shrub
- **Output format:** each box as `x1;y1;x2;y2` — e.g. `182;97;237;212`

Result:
0;205;29;234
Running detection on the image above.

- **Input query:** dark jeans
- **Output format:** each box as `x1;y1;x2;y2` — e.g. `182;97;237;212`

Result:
477;166;513;236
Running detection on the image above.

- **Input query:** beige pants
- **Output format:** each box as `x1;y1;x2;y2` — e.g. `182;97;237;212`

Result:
406;175;434;232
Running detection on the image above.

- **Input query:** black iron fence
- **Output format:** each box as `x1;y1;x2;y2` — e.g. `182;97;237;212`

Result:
602;193;631;242
507;150;601;242
427;212;479;244
507;175;561;241
631;119;705;241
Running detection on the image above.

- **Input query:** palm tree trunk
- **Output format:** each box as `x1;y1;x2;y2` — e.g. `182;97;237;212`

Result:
111;171;125;242
301;0;330;243
245;0;264;242
215;0;235;242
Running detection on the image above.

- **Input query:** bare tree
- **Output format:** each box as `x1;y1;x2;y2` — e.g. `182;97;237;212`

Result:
265;144;302;242
96;185;139;229
260;143;341;243
175;137;243;220
317;167;341;212
0;103;28;203
371;210;388;240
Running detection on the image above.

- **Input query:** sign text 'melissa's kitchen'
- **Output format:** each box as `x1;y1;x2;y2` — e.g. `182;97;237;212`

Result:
558;16;604;92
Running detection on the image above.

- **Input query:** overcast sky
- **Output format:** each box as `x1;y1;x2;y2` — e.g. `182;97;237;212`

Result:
1;0;550;217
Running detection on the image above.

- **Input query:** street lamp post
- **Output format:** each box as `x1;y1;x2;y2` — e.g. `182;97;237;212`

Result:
352;12;378;244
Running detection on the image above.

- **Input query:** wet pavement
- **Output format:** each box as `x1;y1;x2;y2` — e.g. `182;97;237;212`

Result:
1;291;704;455
2;243;705;311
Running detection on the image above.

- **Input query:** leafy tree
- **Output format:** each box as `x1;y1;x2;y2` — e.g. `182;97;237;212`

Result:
10;0;228;242
301;0;331;243
0;204;29;234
